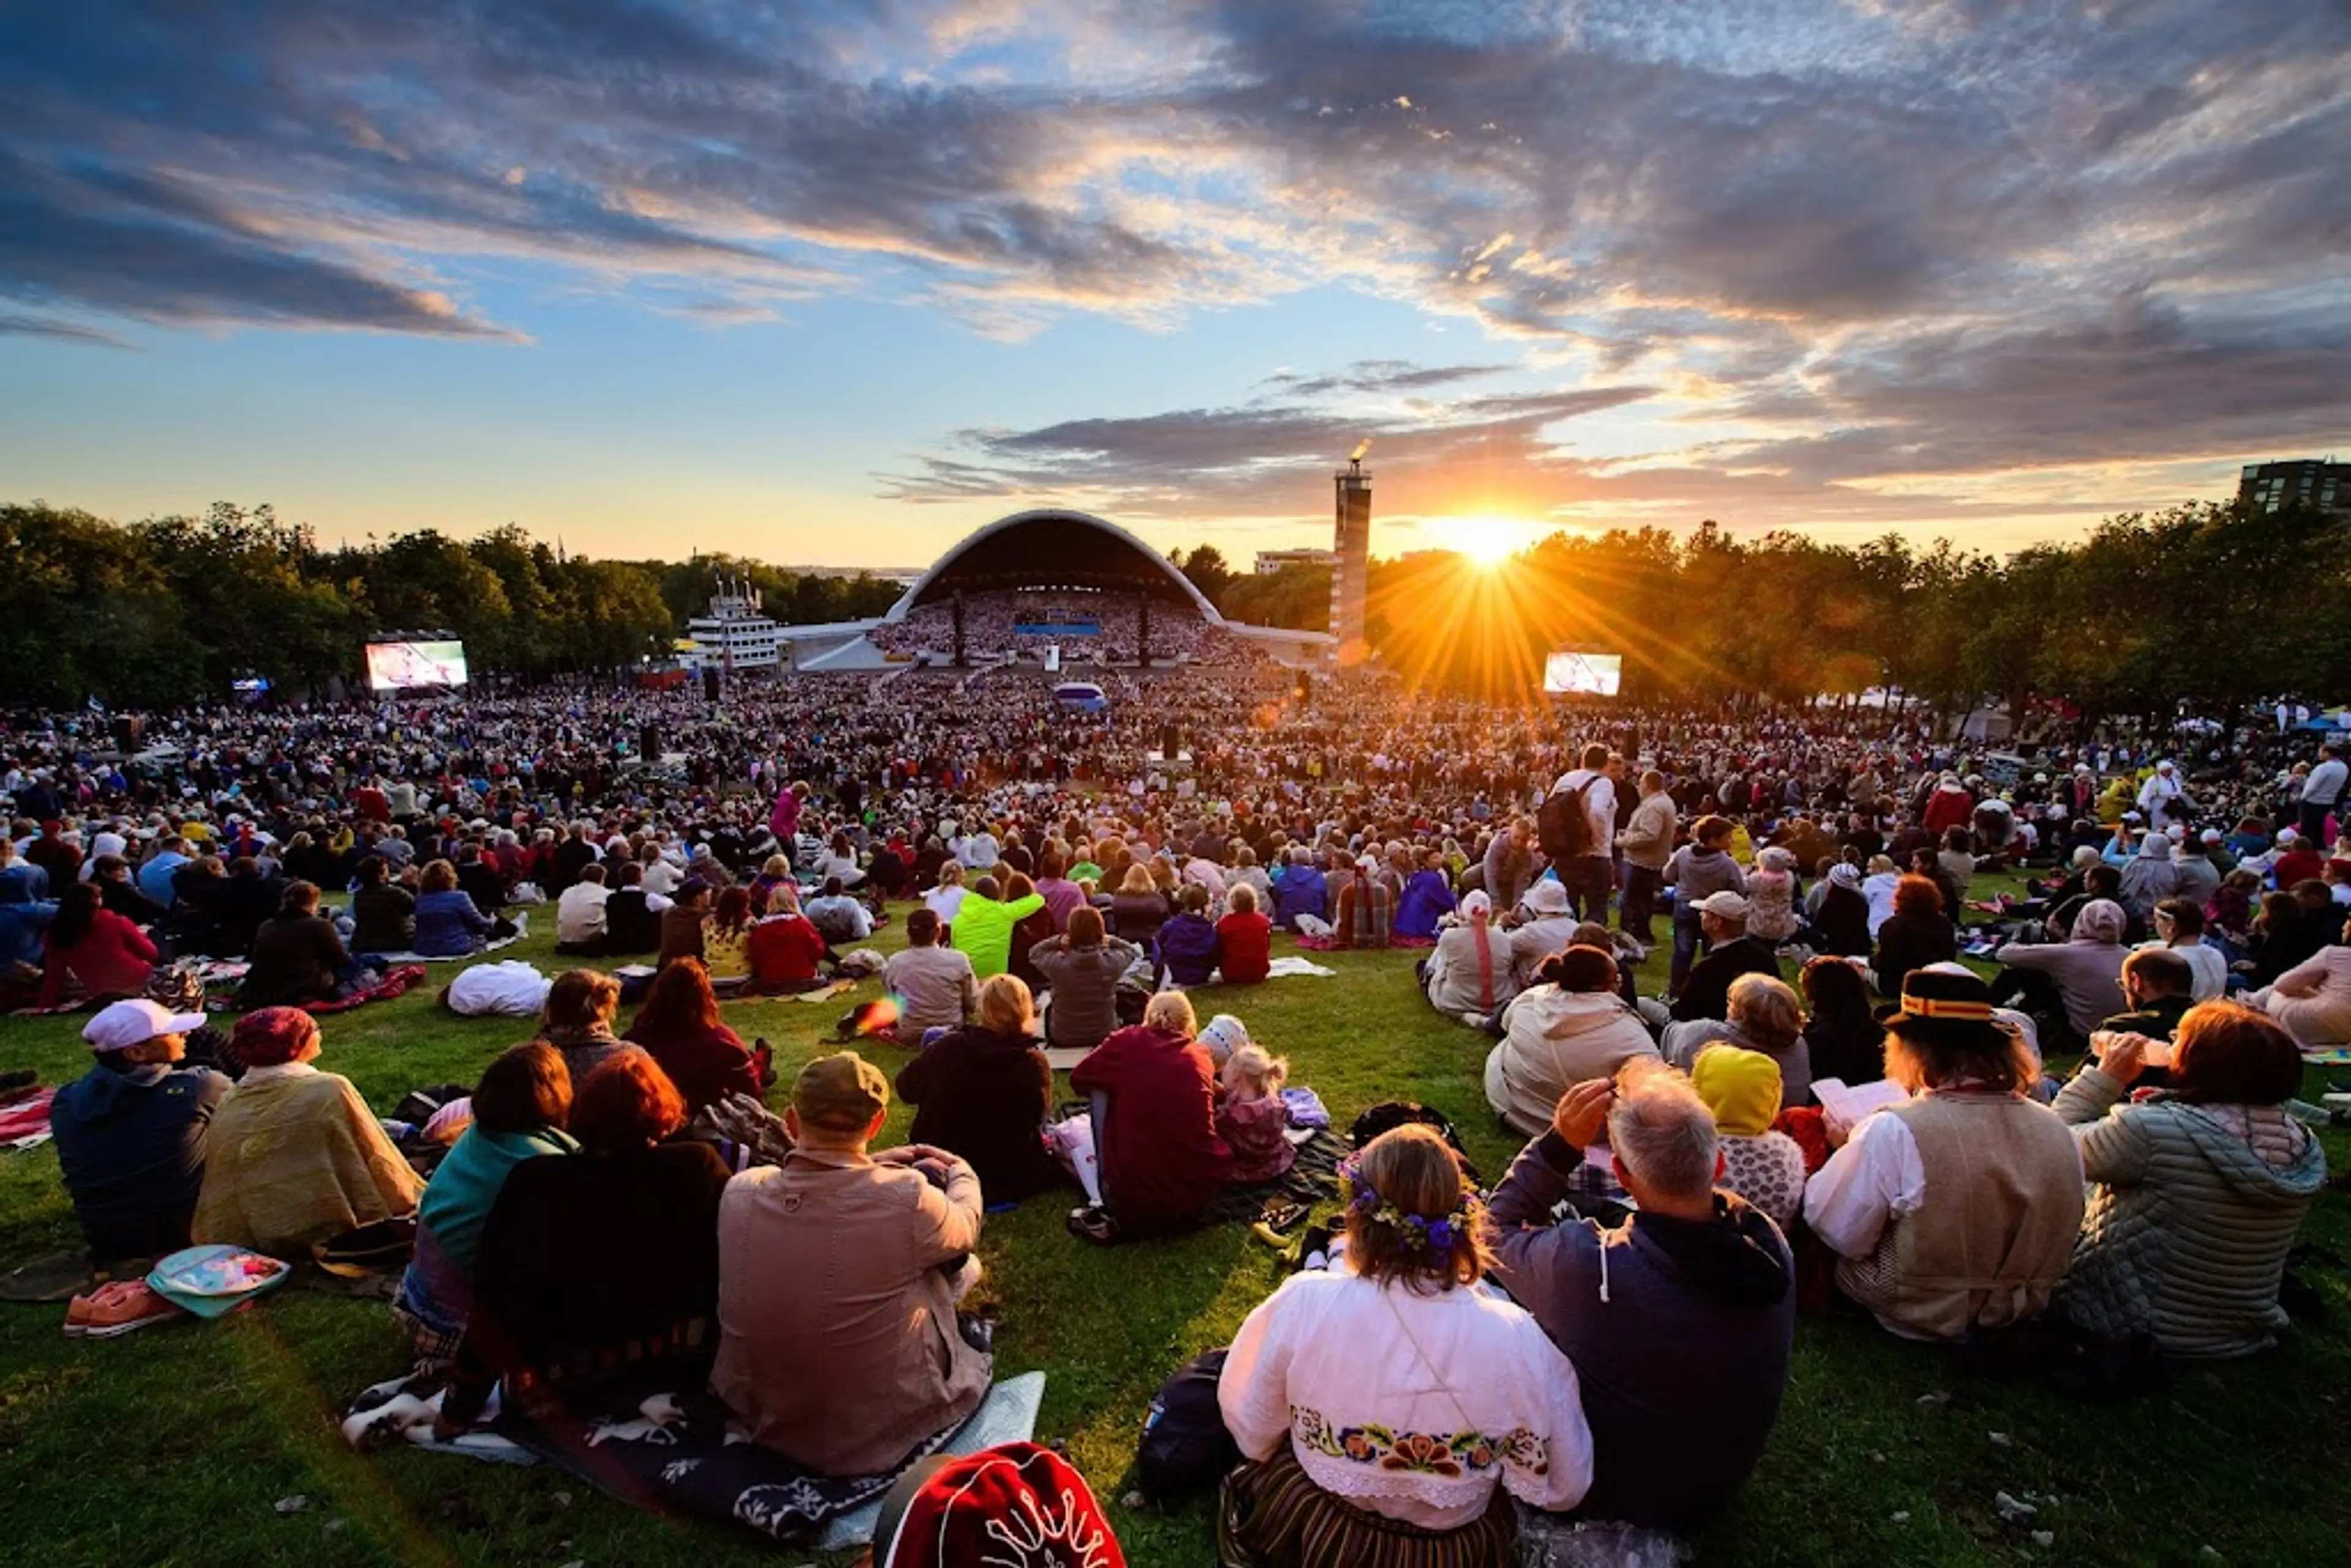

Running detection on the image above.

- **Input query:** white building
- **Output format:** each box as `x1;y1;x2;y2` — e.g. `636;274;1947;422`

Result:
1253;547;1337;575
684;583;782;672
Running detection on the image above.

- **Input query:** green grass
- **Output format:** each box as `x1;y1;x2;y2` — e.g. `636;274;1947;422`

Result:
2;885;2348;1567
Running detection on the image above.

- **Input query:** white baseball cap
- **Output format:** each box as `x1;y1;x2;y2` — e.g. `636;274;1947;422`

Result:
1695;890;1753;920
82;998;205;1052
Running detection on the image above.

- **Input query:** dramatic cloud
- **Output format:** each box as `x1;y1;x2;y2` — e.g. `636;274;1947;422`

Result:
2;0;2345;537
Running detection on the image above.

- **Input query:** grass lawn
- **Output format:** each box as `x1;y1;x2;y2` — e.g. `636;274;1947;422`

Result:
3;880;2349;1567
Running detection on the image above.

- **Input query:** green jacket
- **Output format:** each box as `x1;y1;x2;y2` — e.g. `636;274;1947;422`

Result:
2057;1068;2326;1358
947;892;1046;980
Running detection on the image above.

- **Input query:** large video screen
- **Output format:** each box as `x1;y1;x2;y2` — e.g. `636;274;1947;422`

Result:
366;640;470;692
1544;650;1623;697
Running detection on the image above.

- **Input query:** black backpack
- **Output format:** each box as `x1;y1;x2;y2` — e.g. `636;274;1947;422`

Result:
1136;1348;1239;1503
1538;777;1596;863
1350;1100;1482;1187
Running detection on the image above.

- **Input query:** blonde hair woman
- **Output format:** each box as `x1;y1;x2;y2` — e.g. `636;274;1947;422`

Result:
1068;985;1226;1242
1663;972;1812;1108
895;973;1058;1200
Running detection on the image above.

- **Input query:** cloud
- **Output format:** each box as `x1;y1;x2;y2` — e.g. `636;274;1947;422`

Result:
1;0;2345;544
879;373;1657;514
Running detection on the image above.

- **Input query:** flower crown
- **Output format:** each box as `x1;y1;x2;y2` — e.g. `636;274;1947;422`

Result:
1338;1152;1482;1253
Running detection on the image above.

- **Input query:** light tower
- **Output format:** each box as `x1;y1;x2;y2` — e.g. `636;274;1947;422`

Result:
1329;441;1372;665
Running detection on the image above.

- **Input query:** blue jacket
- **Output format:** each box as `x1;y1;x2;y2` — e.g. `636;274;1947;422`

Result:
50;1060;231;1260
1272;867;1328;931
1394;869;1458;940
412;890;492;956
138;852;189;909
1156;912;1220;985
0;898;56;967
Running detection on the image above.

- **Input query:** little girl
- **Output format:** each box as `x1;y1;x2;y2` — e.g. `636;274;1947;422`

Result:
1217;1044;1296;1183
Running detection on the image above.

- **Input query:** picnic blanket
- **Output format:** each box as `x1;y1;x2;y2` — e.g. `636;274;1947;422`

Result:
341;1370;1046;1547
257;964;429;1016
0;1087;58;1150
1205;1127;1348;1225
358;916;529;966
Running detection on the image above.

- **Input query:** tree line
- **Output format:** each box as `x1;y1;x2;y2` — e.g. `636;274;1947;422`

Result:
1190;499;2351;725
7;497;2344;721
0;502;902;707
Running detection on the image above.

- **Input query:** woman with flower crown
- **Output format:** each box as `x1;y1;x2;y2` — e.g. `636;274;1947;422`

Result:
1214;1123;1592;1567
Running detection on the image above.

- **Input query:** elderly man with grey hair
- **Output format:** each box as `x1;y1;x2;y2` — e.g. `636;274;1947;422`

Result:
1487;1062;1796;1535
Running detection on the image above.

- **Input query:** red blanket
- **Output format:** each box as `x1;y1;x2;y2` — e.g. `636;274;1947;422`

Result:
0;1087;58;1145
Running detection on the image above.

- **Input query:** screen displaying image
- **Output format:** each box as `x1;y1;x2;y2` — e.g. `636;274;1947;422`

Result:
366;640;470;692
1544;650;1623;696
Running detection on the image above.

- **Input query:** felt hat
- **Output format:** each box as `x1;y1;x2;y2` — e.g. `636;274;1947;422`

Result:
1690;1043;1783;1137
879;1441;1123;1568
793;1050;888;1133
1881;967;2008;1053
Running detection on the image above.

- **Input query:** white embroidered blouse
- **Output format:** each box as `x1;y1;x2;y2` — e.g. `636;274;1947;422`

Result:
1217;1266;1594;1529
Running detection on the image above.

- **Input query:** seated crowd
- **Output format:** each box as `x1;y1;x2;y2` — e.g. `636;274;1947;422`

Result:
16;723;2347;1567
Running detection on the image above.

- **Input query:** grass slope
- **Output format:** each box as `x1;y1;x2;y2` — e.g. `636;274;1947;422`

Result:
2;888;2347;1567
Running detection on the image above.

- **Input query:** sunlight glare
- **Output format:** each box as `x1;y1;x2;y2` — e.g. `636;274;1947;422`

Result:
1441;515;1524;568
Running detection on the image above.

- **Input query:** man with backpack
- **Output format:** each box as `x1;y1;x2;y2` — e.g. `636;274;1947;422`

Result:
1543;744;1622;926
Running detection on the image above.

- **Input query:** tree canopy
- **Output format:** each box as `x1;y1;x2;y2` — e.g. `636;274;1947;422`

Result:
6;496;2342;720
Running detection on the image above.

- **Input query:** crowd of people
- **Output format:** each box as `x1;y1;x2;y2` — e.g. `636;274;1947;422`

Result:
7;671;2349;1565
864;588;1256;667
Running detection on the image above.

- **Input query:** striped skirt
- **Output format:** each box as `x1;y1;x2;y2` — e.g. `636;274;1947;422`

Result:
1218;1448;1516;1568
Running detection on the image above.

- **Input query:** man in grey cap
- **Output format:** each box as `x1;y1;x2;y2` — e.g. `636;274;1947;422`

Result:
1671;891;1782;1026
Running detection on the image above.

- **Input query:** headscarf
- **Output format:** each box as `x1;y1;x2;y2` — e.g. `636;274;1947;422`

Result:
2071;898;2128;945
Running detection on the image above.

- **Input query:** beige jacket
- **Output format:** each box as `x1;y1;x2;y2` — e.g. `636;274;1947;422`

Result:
712;1146;989;1474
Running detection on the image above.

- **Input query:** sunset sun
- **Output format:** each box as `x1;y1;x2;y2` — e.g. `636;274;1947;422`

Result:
1442;516;1525;568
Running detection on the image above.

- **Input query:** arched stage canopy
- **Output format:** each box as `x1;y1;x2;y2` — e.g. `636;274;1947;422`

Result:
887;509;1223;624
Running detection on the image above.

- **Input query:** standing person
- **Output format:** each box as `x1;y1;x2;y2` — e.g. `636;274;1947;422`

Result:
1802;970;2085;1342
1544;743;1619;925
1481;817;1538;918
1487;1068;1794;1533
1615;770;1676;949
712;1053;990;1474
2298;742;2345;843
1068;991;1230;1242
49;999;228;1263
767;781;806;868
1218;1124;1593;1562
895;974;1059;1201
1663;816;1746;998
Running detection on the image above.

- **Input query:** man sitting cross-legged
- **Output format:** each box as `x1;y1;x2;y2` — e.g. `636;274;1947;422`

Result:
711;1052;991;1476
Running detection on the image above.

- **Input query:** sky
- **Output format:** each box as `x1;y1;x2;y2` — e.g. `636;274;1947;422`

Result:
2;0;2347;570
